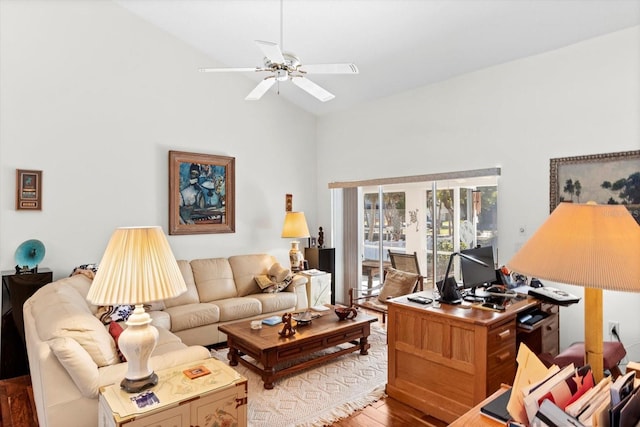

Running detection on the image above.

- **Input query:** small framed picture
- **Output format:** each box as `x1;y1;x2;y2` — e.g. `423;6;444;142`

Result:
16;169;42;210
183;365;211;379
286;194;293;212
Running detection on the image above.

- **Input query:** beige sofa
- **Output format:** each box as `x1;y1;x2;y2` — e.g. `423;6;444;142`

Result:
24;253;308;427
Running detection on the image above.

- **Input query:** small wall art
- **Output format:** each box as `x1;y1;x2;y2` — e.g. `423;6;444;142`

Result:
550;150;640;224
16;169;42;210
169;151;235;235
285;194;293;212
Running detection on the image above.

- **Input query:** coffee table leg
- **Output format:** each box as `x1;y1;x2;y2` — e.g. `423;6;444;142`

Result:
263;366;275;389
359;336;370;355
227;346;239;366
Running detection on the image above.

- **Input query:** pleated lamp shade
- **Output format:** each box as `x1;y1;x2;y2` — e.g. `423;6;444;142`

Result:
507;202;640;291
507;202;640;382
87;226;187;305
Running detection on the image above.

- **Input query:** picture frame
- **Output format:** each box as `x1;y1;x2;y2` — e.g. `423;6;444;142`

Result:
550;150;640;224
16;169;42;210
169;151;235;235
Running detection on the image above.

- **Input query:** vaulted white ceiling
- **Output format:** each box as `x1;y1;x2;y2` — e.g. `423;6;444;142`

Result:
115;0;640;116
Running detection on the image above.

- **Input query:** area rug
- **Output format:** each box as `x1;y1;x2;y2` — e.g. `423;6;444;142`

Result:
210;324;387;427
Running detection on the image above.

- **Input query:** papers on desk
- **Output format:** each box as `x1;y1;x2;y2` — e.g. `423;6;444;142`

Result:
507;344;553;424
506;343;640;427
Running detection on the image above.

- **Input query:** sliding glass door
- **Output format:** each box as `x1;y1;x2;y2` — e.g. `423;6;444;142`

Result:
331;169;500;304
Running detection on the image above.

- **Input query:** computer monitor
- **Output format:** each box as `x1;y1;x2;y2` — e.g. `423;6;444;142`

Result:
461;245;496;299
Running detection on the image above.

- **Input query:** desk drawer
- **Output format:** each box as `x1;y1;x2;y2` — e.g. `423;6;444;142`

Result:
487;321;515;354
487;321;516;393
541;314;559;356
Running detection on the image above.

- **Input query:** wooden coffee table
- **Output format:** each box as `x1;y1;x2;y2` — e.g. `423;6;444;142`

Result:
218;310;377;389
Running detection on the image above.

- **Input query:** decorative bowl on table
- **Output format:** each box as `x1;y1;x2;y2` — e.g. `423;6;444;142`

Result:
292;311;314;325
334;306;357;320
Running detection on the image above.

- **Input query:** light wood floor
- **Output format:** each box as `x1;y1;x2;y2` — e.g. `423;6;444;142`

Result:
0;310;447;427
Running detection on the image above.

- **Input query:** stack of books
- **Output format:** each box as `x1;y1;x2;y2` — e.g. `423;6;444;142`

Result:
480;346;640;426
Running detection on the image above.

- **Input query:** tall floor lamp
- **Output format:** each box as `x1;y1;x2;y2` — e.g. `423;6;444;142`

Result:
87;226;187;392
507;202;640;382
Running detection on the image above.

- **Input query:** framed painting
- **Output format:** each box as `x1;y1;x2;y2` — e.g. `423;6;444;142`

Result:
16;169;42;210
550;150;640;224
169;151;235;235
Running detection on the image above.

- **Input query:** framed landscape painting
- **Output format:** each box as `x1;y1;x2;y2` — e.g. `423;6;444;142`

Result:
550;150;640;224
169;151;235;235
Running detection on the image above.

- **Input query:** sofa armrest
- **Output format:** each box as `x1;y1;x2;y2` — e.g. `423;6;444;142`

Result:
287;274;308;290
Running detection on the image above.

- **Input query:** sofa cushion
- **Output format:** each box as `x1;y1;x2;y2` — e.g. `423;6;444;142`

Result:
149;310;171;330
229;254;277;297
190;258;237;301
251;292;297;313
214;297;261;322
49;337;99;399
33;278;119;367
164;260;200;308
163;303;220;332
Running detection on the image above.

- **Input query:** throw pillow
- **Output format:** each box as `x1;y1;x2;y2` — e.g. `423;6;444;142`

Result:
268;263;291;283
378;268;419;303
262;274;293;293
70;263;99;280
96;305;135;324
108;322;127;362
254;274;274;290
262;282;289;293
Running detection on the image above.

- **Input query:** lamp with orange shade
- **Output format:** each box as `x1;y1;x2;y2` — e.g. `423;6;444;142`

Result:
507;202;640;382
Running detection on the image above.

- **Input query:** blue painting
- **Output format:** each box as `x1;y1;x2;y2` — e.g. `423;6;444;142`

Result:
169;151;235;235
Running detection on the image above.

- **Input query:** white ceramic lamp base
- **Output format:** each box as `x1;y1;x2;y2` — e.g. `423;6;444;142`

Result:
289;241;304;272
119;304;159;393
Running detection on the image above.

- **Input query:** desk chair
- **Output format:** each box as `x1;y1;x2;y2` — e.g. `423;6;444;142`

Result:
388;250;421;275
541;341;626;379
349;268;423;323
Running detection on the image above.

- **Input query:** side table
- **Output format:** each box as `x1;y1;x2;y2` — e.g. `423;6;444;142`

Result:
1;269;52;379
300;271;332;308
99;358;247;427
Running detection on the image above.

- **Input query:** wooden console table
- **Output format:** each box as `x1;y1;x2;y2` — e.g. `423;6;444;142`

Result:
386;291;558;424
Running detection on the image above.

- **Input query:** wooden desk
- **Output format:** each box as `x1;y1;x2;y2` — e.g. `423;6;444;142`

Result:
386;291;558;424
449;384;511;427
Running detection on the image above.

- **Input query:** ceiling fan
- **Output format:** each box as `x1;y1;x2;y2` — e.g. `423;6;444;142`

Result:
198;1;358;102
200;40;358;102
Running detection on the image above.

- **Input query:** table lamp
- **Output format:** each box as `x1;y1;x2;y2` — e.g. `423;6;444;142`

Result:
507;202;640;382
86;226;187;392
281;211;310;272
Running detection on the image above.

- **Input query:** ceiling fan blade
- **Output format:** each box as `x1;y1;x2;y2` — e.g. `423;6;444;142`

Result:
199;67;261;73
299;63;359;74
245;78;276;101
291;77;335;102
255;40;285;64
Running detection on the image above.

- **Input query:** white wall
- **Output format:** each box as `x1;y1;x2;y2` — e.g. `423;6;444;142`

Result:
0;0;317;276
316;27;640;363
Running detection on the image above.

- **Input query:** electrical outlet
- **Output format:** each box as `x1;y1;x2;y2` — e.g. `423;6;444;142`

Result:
608;321;620;338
